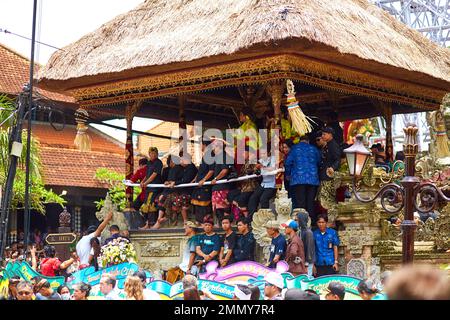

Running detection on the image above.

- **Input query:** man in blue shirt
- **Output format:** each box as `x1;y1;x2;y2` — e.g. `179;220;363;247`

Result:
195;216;221;273
265;221;287;268
313;214;340;277
285;135;322;225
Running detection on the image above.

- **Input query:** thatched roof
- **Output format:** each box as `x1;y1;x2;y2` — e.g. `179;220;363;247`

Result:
37;0;450;106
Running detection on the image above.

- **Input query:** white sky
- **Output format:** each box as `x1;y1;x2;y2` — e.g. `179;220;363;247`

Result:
0;0;160;143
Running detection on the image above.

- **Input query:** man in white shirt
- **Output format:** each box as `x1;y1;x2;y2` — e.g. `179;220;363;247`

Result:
100;273;122;300
76;211;113;267
247;154;278;218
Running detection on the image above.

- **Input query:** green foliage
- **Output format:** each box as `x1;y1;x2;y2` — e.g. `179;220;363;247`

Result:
0;95;16;129
0;96;66;214
94;168;141;212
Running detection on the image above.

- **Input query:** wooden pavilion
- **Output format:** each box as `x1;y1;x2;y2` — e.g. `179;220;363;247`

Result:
37;0;450;208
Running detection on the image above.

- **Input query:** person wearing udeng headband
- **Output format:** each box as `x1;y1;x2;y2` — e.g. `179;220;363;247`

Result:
233;284;252;300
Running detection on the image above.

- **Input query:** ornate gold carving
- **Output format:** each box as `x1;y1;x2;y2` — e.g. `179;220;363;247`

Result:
140;240;180;257
373;240;397;255
378;203;450;252
403;125;419;157
68;54;443;111
434;204;450;251
339;226;378;255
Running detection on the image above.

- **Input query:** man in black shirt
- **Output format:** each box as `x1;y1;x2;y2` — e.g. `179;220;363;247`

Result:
152;155;183;229
211;141;234;225
320;127;341;182
191;139;215;225
219;216;237;267
234;218;256;262
174;153;198;226
325;112;344;146
140;147;163;229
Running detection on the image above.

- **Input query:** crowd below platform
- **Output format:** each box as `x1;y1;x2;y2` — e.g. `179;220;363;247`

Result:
3;110;449;301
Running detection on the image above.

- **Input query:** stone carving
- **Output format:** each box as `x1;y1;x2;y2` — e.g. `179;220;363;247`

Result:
59;208;71;228
434;204;450;251
380;219;401;241
251;208;276;262
378;204;450;252
339;226;377;256
274;183;292;221
373;240;396;255
347;258;366;279
96;193;129;242
415;218;436;241
141;240;180;257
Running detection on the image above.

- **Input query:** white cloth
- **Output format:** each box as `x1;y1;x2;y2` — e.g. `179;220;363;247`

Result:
143;288;161;300
260;156;277;188
179;237;198;274
105;289;122;300
76;233;99;265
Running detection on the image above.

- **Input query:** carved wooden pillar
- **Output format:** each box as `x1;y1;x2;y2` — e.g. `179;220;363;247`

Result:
178;95;187;156
374;101;394;163
56;208;71;261
267;81;285;188
267;82;284;133
401;125;419;264
125;101;142;209
383;103;394;163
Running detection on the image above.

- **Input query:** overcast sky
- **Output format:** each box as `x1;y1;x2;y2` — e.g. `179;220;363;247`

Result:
0;0;160;143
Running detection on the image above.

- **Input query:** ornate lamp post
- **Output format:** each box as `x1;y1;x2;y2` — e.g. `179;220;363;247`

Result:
344;125;450;264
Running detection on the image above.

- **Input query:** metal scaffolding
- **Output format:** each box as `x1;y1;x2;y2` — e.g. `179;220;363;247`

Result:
372;0;450;47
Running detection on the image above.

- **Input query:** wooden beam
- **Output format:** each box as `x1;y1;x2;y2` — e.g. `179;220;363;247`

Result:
145;100;236;118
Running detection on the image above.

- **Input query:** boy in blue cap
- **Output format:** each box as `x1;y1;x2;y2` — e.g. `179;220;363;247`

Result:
281;219;306;276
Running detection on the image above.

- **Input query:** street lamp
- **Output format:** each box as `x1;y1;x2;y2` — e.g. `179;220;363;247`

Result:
344;125;450;264
343;135;371;176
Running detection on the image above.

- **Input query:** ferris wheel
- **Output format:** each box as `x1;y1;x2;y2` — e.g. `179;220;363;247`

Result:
370;0;449;152
371;0;450;47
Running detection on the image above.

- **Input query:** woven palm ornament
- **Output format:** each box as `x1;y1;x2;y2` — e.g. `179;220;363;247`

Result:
285;80;313;136
74;107;92;151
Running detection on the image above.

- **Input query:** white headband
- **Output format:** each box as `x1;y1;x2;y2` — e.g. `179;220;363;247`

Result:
234;286;251;300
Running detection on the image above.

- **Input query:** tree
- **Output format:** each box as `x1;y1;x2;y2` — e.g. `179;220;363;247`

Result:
0;95;65;214
94;168;142;211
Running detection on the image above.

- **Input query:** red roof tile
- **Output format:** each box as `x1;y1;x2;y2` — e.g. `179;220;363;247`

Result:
0;43;74;103
33;122;125;154
33;122;129;188
40;147;124;188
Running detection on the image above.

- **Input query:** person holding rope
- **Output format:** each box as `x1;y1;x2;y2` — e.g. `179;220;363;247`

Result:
230;146;259;221
140;147;164;230
210;139;235;226
152;155;184;229
191;138;215;225
172;153;198;226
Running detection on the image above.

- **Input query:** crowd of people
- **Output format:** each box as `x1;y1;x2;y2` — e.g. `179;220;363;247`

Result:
126;109;355;231
4;111;448;301
6;262;449;300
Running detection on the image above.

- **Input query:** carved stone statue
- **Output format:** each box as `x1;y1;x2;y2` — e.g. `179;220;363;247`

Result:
59;208;71;228
273;183;292;222
96;193;129;242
